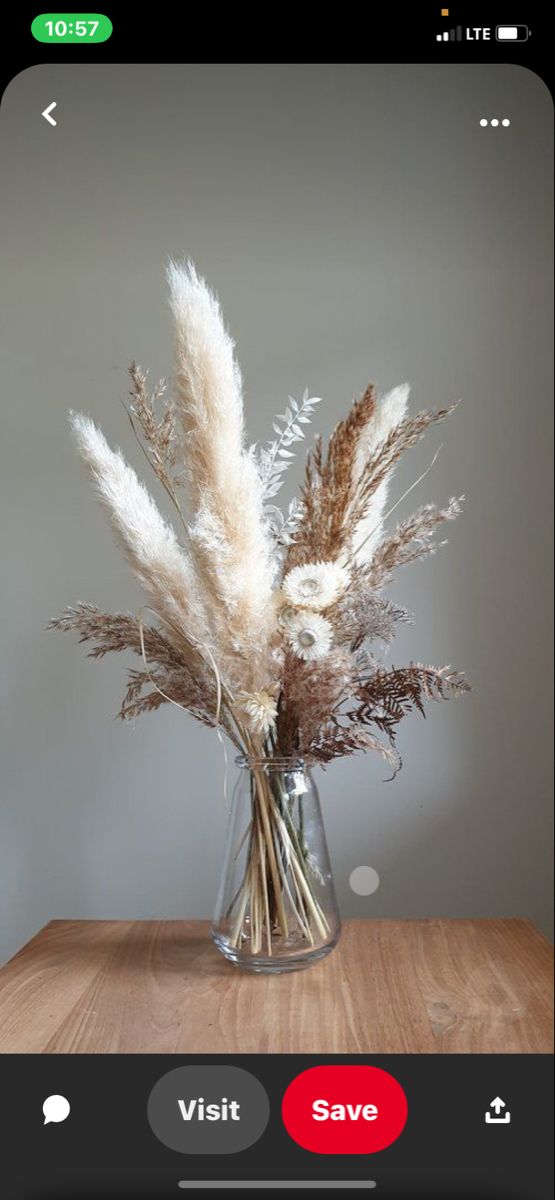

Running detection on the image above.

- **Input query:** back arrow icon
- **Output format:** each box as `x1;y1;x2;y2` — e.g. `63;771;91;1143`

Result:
42;102;57;126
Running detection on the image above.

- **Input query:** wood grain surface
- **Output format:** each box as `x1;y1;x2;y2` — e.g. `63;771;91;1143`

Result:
0;919;552;1054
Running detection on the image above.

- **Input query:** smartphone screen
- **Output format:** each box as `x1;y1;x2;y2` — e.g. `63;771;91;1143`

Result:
0;8;553;1198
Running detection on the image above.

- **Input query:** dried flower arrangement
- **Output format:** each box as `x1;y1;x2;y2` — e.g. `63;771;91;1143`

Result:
50;263;469;965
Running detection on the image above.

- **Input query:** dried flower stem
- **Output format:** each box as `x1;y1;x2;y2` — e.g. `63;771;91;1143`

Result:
226;751;330;953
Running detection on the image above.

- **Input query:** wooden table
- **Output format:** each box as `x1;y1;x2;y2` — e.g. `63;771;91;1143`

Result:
0;919;552;1055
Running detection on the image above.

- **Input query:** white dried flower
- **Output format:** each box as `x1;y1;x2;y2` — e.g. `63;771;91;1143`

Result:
237;690;278;734
286;611;333;661
270;645;286;669
282;561;350;610
276;601;298;629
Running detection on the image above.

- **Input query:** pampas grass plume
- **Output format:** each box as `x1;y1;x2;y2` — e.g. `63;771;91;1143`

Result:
69;412;208;651
167;262;275;688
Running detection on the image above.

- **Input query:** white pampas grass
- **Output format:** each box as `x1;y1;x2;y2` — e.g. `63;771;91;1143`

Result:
69;413;209;652
167;261;275;689
167;260;244;510
350;383;410;565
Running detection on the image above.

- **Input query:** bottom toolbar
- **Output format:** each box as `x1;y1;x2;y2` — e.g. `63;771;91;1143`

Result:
0;1053;552;1197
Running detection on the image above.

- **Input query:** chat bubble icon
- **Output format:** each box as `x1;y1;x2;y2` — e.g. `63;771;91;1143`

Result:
43;1095;70;1125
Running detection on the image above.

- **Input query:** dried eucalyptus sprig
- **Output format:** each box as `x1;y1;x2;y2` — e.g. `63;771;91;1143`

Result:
255;390;322;501
253;390;321;548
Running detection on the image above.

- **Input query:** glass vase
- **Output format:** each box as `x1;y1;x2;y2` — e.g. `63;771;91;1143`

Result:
212;755;341;973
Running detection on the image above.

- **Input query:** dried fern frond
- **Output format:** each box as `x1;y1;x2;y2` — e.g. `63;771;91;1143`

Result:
365;496;464;589
305;721;399;768
352;663;470;741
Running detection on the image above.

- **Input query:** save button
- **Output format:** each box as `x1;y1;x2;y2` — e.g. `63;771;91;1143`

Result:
282;1065;408;1154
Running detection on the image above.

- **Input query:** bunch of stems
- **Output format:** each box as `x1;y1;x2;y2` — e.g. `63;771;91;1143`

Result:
227;738;329;956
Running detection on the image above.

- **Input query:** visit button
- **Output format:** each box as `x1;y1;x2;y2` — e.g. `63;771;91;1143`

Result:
282;1065;408;1155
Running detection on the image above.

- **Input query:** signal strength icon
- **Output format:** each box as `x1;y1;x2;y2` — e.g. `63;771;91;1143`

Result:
437;26;463;41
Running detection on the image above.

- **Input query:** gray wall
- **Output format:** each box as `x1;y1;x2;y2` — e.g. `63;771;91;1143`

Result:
0;63;552;964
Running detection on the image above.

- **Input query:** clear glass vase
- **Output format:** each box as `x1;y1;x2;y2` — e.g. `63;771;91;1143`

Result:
212;755;341;973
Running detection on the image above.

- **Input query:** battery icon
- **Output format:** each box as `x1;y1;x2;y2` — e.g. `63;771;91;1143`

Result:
496;25;529;41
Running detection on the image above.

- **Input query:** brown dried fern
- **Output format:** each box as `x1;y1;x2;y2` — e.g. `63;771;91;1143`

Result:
305;721;399;768
351;663;470;742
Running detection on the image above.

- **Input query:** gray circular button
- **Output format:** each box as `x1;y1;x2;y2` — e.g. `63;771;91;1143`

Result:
147;1065;270;1155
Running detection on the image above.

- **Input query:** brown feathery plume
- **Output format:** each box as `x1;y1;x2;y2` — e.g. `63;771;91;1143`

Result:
286;384;376;567
48;604;223;727
283;436;323;570
288;397;457;571
118;669;169;720
49;604;186;667
349;404;459;545
117;666;237;736
124;363;184;520
276;649;357;756
351;663;470;743
364;496;464;589
318;384;377;549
